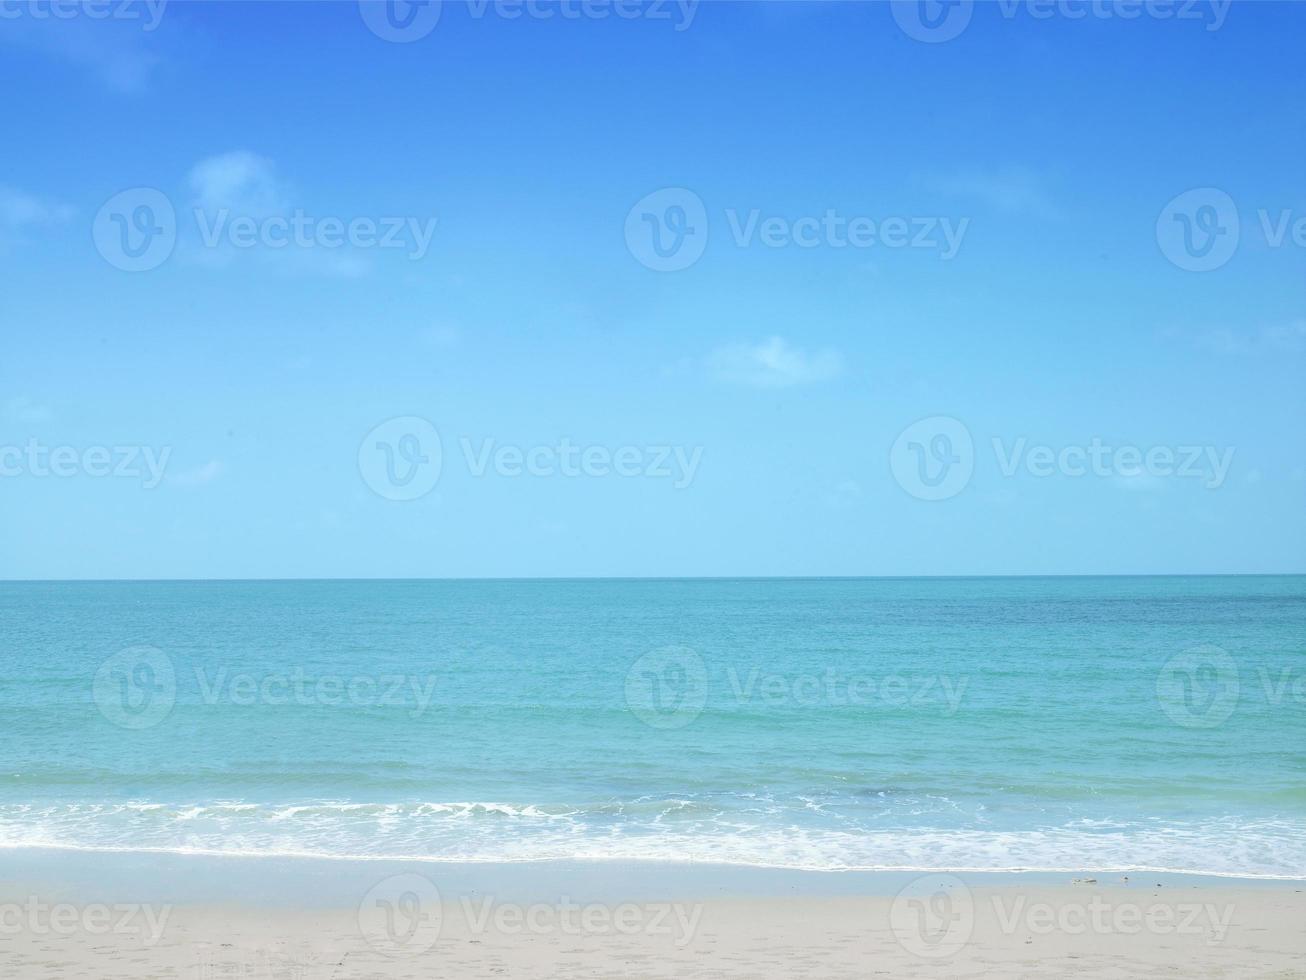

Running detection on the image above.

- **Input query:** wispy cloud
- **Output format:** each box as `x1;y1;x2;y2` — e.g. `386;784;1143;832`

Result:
1113;472;1165;493
820;479;863;508
708;337;843;388
188;152;286;215
182;152;371;279
0;11;165;94
929;167;1060;218
171;459;223;488
0;185;74;237
1166;321;1306;356
4;396;53;424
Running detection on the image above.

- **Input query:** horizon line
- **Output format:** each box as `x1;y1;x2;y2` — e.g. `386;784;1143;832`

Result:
2;572;1304;584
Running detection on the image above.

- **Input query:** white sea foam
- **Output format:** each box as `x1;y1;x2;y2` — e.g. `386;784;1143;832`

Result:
0;802;1302;878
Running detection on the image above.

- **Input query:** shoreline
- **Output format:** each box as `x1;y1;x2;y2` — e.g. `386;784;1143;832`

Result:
3;847;1303;906
6;841;1305;881
4;840;1304;882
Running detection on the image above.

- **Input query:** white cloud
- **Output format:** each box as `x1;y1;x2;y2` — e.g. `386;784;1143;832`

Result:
0;186;74;230
188;152;286;215
708;337;843;388
171;459;223;488
0;14;163;94
181;152;375;279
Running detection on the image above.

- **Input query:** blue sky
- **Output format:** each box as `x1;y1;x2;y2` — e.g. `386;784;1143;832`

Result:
1;0;1303;579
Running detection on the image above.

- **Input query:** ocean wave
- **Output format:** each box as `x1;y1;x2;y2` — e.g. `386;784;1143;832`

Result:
0;801;1302;878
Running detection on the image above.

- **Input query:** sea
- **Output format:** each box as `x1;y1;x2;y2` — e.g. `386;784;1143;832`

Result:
2;576;1302;878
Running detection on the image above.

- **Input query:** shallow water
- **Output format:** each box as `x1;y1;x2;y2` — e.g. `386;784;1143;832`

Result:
2;577;1303;876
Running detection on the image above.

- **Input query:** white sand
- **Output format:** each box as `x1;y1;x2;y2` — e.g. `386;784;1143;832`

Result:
2;876;1303;978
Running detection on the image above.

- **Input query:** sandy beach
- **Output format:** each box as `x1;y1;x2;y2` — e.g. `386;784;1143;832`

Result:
2;853;1303;978
8;0;1305;974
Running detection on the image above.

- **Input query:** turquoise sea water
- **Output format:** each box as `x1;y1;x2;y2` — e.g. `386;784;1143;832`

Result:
1;577;1303;876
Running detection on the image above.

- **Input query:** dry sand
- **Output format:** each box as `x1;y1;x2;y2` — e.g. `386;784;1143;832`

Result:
2;867;1303;978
